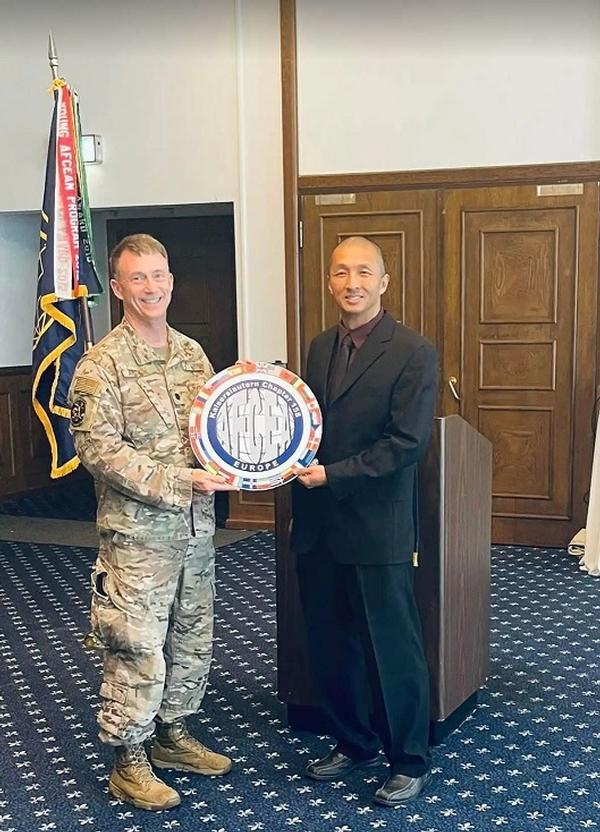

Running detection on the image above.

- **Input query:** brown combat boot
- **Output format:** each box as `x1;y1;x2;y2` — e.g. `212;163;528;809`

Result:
151;719;233;775
108;743;181;811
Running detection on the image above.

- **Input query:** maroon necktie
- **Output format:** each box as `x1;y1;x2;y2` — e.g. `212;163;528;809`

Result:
329;333;354;399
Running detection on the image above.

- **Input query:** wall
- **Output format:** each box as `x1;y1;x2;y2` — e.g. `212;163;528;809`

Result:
0;214;39;367
296;0;600;174
2;0;238;211
0;0;286;366
234;0;287;364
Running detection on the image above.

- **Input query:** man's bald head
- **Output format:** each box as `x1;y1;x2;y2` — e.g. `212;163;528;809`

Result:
328;236;386;277
327;235;390;328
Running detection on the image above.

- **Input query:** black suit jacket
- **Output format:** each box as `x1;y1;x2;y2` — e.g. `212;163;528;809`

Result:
291;312;438;565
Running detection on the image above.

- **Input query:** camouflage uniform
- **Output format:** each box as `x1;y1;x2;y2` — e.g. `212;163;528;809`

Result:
69;318;216;746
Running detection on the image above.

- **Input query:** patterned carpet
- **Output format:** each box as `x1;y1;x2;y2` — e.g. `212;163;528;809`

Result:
0;533;598;832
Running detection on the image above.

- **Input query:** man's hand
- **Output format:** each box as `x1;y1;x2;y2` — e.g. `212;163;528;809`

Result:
191;470;238;495
295;464;327;489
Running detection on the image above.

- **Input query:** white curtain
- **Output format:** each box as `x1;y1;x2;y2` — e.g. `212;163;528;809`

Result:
573;415;600;576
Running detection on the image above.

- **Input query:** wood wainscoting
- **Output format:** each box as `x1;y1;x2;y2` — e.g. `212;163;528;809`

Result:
226;491;275;530
0;367;53;499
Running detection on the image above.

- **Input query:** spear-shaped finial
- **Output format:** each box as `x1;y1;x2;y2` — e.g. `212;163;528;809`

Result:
48;31;59;80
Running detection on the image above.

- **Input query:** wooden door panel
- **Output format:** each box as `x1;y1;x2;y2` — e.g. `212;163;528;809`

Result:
19;382;53;487
443;185;599;545
479;228;559;322
478;407;554;499
300;191;438;366
479;340;556;390
0;387;18;495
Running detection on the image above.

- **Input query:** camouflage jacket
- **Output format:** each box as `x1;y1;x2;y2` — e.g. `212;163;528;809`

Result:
69;319;215;541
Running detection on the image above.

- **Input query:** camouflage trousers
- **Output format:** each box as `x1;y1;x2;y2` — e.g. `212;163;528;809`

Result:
90;530;215;746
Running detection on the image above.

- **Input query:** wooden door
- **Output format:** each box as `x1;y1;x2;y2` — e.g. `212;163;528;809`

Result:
300;190;439;365
442;184;599;546
107;215;238;373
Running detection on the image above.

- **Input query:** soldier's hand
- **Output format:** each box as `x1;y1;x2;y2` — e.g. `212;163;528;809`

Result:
191;470;238;494
295;463;327;489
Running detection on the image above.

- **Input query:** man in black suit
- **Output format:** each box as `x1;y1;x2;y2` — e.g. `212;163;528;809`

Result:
292;236;438;806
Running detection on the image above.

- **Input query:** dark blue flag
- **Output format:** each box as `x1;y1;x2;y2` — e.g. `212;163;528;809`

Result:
32;81;103;478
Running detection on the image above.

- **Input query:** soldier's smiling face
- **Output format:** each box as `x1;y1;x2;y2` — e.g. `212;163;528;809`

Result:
111;250;174;328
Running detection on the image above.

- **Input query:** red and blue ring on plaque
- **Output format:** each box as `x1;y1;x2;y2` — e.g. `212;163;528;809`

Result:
189;361;322;490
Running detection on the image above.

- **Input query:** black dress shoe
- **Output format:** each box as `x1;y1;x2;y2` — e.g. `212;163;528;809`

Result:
304;748;380;781
373;770;432;806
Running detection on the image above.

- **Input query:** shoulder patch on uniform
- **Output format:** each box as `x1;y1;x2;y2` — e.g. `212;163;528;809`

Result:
73;376;104;397
70;394;101;431
70;399;87;427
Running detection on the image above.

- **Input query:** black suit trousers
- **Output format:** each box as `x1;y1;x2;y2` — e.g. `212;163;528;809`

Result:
296;545;431;777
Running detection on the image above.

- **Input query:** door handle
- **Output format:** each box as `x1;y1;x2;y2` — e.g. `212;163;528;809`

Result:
448;376;461;402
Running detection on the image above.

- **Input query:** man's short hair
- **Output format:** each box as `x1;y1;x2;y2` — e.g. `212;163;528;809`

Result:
109;234;168;278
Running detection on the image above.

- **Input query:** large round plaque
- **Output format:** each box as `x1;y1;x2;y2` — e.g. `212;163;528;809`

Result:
189;361;322;490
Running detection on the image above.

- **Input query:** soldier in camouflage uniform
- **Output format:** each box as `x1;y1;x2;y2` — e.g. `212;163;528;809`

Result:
69;234;237;811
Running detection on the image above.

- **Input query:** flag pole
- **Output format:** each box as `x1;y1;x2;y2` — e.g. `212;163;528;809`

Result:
47;32;94;351
48;31;59;81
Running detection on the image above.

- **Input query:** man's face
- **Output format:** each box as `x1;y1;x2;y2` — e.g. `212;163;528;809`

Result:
328;239;389;327
110;249;173;328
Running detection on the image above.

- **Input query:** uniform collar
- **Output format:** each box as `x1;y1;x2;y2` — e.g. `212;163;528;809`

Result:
120;318;175;366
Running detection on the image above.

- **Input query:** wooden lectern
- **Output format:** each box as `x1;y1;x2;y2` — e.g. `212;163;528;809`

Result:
275;415;492;743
